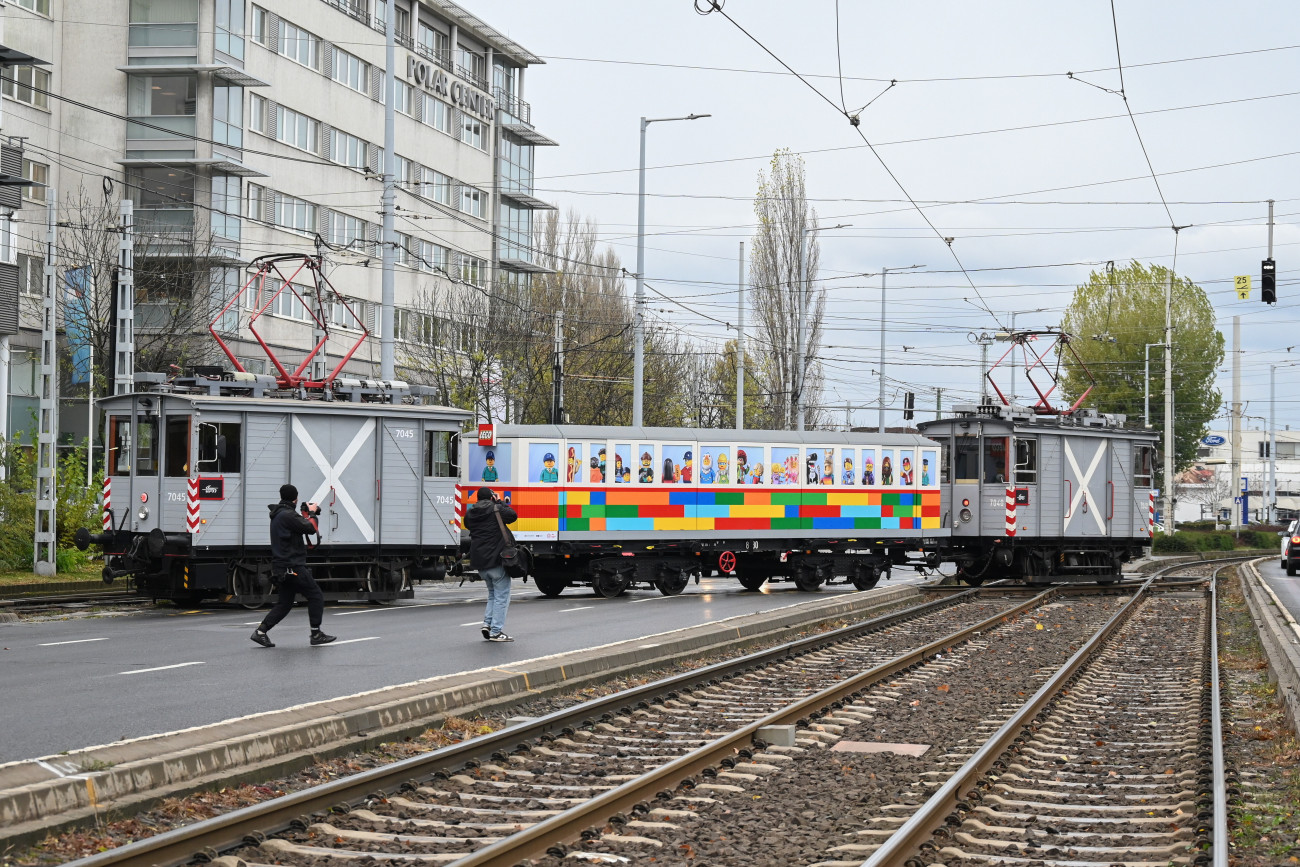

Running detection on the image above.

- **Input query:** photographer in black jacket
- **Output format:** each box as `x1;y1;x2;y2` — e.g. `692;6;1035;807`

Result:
250;484;337;648
464;486;518;642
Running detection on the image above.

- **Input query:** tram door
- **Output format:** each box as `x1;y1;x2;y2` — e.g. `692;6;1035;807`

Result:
289;414;377;545
950;434;982;536
1063;436;1110;538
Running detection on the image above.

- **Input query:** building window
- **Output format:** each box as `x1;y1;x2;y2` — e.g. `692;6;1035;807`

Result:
272;282;308;320
499;132;533;195
22;159;48;204
330;212;367;249
330;129;367;169
127;74;197;117
213;83;244;148
1014;438;1037;485
457;45;485;86
1279;442;1300;460
393;155;411;185
415;239;448;273
416;21;447;62
460;114;484;150
13;0;51;14
130;166;195;207
212;174;242;241
249;92;266;133
394;232;412;267
215;0;245;60
419;167;451;204
276;105;320;153
459;184;485;219
0;218;13;266
18;253;43;297
128;0;199;48
499;200;531;261
394;80;413;116
1133;445;1155;487
278;20;321;70
421;93;450;133
274;192;317;234
459;254;485;287
250;6;267;44
2;65;50;109
331;47;368;93
246;183;264;218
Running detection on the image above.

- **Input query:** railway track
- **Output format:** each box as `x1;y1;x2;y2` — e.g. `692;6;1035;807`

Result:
61;563;1233;867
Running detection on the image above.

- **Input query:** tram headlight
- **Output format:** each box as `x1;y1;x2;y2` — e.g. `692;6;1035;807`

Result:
959;508;972;523
138;506;150;520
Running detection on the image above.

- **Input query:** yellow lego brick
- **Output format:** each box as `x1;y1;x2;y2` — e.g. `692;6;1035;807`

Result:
826;492;873;506
921;516;943;530
563;490;591;506
516;519;560;532
728;505;788;519
655;518;697;532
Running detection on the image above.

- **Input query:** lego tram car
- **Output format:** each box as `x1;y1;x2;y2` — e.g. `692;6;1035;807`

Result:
918;403;1158;584
75;382;470;605
458;423;947;597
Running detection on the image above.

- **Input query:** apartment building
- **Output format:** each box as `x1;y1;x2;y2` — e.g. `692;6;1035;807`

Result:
0;0;554;439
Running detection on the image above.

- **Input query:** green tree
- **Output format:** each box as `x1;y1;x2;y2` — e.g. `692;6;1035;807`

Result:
1060;262;1224;481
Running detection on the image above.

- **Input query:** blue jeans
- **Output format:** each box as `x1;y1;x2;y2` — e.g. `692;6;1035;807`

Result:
481;565;511;635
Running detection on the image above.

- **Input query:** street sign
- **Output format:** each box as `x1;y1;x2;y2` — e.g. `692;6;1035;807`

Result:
1235;275;1252;299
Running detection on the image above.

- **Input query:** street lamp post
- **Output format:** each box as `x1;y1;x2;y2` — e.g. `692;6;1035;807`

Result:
876;264;922;432
633;112;710;428
1144;342;1166;428
794;223;850;431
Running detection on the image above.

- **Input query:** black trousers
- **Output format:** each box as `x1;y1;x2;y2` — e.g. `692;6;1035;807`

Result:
259;567;325;631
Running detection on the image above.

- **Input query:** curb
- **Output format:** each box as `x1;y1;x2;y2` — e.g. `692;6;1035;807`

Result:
0;583;922;847
1238;561;1300;733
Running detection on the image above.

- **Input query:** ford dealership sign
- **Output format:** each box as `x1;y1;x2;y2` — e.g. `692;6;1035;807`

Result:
1202;435;1226;446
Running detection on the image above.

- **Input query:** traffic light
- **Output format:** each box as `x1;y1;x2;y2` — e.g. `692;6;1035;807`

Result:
903;391;915;420
1263;258;1276;304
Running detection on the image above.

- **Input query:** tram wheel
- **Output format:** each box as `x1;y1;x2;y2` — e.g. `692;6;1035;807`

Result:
736;572;767;591
232;566;271;609
534;576;568;597
592;572;628;599
851;571;881;591
657;569;690;597
794;572;824;592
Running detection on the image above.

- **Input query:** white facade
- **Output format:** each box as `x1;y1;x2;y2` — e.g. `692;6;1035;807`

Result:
1177;428;1300;525
0;0;553;440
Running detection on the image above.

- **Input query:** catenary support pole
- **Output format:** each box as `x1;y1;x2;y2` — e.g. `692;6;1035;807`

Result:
379;0;397;381
878;267;887;432
1230;316;1241;529
1163;266;1177;534
35;190;57;576
114;200;134;396
1270;363;1277;523
736;241;745;431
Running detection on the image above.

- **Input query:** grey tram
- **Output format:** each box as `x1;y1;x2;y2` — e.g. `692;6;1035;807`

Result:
919;403;1158;584
77;379;470;605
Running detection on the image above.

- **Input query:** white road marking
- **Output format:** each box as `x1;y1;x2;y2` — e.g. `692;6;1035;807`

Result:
116;662;204;676
39;638;109;647
332;602;452;616
559;606;594;612
320;637;379;646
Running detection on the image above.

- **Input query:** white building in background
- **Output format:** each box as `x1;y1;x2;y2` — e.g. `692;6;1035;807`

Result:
1176;428;1300;525
0;0;555;444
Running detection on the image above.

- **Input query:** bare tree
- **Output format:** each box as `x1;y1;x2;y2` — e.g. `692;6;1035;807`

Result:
34;186;230;396
749;149;827;430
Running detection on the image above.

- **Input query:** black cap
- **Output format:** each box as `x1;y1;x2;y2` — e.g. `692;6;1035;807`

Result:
280;483;298;502
477;486;494;501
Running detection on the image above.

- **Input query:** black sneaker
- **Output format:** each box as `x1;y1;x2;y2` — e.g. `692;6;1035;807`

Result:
250;630;274;648
488;632;513;642
310;631;337;646
481;624;491;640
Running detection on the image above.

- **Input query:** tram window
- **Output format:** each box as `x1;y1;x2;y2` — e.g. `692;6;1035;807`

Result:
954;437;979;483
425;430;454;477
198;422;242;474
135;417;159;476
108;417;131;475
164;416;191;477
929;437;951;483
1134;445;1155;486
983;437;1008;484
1014;439;1037;485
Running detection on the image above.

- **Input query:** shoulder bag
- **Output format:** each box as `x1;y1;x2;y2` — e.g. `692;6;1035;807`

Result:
493;507;530;578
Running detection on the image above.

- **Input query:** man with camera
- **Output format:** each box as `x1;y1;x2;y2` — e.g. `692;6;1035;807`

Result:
464;486;518;642
250;483;337;648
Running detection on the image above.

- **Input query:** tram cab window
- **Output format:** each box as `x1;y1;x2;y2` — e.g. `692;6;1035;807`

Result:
1134;445;1155;487
425;430;455;477
929;437;951;483
135;417;159;476
164;416;191;477
983;437;1008;484
954;437;979;483
197;422;242;474
1014;439;1037;485
108;417;131;475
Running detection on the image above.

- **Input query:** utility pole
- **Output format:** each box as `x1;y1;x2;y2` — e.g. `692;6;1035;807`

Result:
935;388;943;420
1163;262;1177;535
113;200;135;396
1230;316;1241;530
736;241;744;431
35;191;57;576
378;0;397;381
551;309;564;424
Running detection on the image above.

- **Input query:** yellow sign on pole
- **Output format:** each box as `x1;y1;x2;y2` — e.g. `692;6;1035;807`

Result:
1235;275;1251;300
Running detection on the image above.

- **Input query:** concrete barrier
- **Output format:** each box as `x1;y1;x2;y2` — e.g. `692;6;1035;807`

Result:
1238;561;1300;733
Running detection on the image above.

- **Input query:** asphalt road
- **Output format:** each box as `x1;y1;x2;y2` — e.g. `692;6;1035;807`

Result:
1254;556;1300;613
0;572;929;764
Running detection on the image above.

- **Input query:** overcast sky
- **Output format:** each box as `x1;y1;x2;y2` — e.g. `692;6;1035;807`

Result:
488;1;1300;433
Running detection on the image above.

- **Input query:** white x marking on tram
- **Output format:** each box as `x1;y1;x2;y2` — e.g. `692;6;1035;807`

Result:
292;417;376;543
1064;440;1108;535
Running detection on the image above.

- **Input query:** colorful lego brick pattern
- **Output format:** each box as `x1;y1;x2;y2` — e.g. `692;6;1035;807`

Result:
499;486;943;534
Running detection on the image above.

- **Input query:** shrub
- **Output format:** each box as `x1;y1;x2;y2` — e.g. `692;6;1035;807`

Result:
0;438;101;571
1152;533;1194;553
